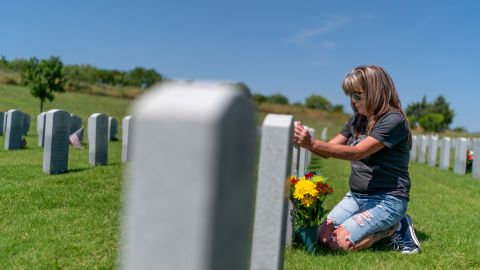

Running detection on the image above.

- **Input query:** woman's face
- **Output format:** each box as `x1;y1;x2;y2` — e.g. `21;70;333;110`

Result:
350;91;367;116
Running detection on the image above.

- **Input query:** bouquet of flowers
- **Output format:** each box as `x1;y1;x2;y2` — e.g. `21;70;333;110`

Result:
289;170;334;230
289;170;334;252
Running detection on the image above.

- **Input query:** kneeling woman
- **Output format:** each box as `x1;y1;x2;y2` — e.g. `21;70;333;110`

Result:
294;65;420;253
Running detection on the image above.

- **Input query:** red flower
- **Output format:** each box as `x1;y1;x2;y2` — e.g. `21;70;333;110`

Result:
304;172;315;179
290;176;299;185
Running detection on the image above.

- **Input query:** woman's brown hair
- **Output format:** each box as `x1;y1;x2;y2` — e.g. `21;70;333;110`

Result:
342;65;411;147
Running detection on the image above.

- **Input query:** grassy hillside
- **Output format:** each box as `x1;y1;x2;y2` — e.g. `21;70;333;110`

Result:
1;83;479;269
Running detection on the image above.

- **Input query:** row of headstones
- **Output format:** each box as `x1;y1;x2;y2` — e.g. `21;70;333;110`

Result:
42;110;134;174
36;112;120;147
120;81;324;270
1;109;133;174
410;134;480;178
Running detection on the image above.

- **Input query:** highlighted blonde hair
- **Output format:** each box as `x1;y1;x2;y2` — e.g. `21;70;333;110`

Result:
342;65;411;146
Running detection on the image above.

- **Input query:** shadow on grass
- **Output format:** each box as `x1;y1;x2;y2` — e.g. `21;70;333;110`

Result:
68;167;91;173
370;228;429;252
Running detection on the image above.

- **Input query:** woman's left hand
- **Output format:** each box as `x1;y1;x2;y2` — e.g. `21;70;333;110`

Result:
294;122;314;149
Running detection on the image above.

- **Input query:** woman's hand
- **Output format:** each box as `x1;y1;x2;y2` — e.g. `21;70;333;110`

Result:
294;122;314;149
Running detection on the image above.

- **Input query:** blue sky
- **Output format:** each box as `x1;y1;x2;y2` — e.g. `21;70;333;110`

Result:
2;1;480;131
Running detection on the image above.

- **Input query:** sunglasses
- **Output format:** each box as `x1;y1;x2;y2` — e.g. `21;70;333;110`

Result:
348;92;363;101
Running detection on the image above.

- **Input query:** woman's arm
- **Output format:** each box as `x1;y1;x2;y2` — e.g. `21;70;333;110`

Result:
294;123;384;161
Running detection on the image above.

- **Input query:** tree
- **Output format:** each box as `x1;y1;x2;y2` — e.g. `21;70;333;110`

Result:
419;113;444;132
22;56;65;112
405;95;455;132
127;67;163;88
252;93;267;103
305;94;332;110
332;104;344;113
266;93;289;105
430;96;454;130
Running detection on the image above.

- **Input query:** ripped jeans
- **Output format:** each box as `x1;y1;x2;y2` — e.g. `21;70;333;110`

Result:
326;192;408;245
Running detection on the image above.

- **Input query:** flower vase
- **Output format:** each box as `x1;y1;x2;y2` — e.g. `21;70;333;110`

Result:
297;226;319;253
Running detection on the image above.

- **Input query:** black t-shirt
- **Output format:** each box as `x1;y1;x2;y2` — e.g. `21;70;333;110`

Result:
340;111;411;200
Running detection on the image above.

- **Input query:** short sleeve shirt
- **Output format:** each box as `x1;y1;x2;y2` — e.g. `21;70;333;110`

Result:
340;111;411;200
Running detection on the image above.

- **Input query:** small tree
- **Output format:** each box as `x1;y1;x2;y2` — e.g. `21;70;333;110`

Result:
305;94;332;110
22;56;65;112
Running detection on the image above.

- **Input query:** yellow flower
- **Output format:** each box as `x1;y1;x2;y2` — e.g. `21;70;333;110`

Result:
293;180;319;200
300;196;316;207
311;175;326;184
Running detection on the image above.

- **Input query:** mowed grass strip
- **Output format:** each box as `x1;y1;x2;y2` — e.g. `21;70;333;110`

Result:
284;154;480;270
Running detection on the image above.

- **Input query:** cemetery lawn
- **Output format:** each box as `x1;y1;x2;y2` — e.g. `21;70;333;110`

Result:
0;84;128;269
284;154;480;270
1;84;480;269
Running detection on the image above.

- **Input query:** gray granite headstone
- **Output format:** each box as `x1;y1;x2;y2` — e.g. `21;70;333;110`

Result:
43;109;71;174
88;113;109;165
122;116;133;162
428;135;438;167
410;135;418;161
22;113;30;135
70;114;82;135
4;109;24;150
472;139;480;179
108;116;118;141
121;82;256;270
454;137;467;175
37;112;47;147
418;135;428;163
251;114;293;270
439;137;451;170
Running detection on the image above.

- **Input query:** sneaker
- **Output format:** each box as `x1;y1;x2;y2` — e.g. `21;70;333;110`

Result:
391;215;421;254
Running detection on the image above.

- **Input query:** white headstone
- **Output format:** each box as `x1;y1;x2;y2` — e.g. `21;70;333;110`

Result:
454;137;467;175
88;113;109;165
108;116;118;141
37;112;47;147
472;139;480;179
4;109;24;150
306;127;315;166
0;112;4;136
410;135;418;161
251;114;293;270
418;135;428;163
428;135;438;167
43;109;71;174
122;116;133;162
2;112;7;134
321;127;327;141
439;137;451;170
121;82;256;270
70;114;82;135
467;138;473;149
22;113;31;135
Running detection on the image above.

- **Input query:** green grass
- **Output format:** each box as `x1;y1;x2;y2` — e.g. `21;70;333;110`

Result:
284;153;480;269
1;85;127;269
1;84;480;269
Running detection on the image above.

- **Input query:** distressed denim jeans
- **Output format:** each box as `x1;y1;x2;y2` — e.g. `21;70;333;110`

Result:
327;191;408;245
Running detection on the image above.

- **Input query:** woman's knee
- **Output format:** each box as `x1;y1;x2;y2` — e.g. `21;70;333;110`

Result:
318;219;335;244
328;225;353;250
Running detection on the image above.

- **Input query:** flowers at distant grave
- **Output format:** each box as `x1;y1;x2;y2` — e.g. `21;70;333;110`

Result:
289;170;334;229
